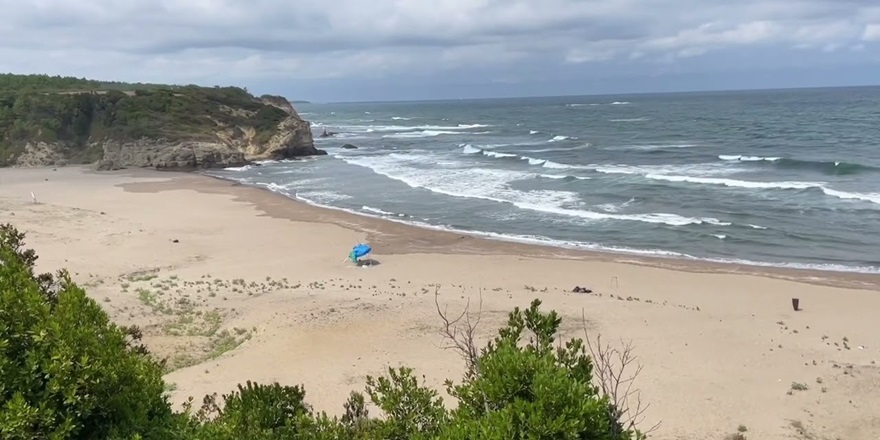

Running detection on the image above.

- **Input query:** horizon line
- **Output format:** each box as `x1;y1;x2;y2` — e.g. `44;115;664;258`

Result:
299;83;880;105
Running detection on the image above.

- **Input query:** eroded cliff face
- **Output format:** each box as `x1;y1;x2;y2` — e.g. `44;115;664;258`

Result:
241;97;322;161
95;140;249;171
14;97;324;170
14;142;70;167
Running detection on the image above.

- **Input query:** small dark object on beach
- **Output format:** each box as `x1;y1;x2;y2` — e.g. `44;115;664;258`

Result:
100;211;106;215
572;286;593;294
172;239;179;243
792;297;800;311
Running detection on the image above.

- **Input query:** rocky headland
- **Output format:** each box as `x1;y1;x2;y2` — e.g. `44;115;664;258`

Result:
0;73;325;170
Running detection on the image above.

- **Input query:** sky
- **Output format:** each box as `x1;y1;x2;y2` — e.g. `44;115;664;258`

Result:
2;0;879;102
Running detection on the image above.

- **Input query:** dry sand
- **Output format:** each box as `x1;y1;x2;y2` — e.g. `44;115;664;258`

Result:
2;166;879;440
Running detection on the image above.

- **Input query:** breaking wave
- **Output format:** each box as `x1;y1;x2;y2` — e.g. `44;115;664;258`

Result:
720;155;880;176
341;153;731;227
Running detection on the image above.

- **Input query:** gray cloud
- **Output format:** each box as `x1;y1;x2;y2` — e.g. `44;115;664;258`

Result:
1;0;877;99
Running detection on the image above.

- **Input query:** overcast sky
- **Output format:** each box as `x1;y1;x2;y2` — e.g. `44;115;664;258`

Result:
2;0;879;102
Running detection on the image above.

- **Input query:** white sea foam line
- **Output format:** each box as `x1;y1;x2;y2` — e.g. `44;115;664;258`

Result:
382;130;491;139
548;135;576;142
596;164;880;205
719;155;781;162
340;154;731;227
605;144;698;151
609;117;650;122
336;123;489;133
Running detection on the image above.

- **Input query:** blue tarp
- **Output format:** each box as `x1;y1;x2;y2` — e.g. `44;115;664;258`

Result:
349;243;372;262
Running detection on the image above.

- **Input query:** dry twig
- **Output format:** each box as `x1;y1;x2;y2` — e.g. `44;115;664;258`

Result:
582;310;660;436
434;286;482;372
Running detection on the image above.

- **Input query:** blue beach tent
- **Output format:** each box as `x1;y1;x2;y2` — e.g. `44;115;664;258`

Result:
348;243;372;263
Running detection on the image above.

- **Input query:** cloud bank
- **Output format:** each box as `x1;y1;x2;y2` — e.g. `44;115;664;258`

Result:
1;0;878;100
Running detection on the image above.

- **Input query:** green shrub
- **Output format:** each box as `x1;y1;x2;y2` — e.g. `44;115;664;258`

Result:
0;224;182;439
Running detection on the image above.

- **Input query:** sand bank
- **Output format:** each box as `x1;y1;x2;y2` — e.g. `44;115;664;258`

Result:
2;166;878;439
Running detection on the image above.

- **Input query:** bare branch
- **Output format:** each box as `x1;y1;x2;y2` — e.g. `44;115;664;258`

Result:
582;310;660;437
434;286;482;373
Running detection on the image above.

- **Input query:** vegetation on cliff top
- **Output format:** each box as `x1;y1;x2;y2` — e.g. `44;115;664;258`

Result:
0;223;650;440
0;73;293;166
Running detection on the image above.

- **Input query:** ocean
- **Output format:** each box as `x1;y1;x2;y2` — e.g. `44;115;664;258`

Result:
207;87;880;273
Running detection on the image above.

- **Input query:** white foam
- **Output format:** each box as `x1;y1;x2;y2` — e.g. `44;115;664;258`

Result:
520;144;592;154
595;163;735;177
611;101;630;105
382;130;475;139
341;154;729;227
336;123;489;133
713;234;727;240
596;198;636;213
361;205;396;216
391;116;414;120
748;224;768;230
223;165;252;171
821;188;880;205
295;190;353;203
529;130;540;134
609;117;649;122
719;155;781;162
485;151;518;158
460;144;518;159
548;135;576;142
461;144;482;155
537;174;590;180
607;144;698;151
597;164;880;205
540;160;574;170
645;174;817;190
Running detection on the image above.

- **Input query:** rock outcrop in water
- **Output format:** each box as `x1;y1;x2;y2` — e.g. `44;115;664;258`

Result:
1;73;325;169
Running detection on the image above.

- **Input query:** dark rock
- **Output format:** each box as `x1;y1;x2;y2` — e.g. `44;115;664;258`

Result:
572;286;593;293
341;143;358;149
172;239;179;243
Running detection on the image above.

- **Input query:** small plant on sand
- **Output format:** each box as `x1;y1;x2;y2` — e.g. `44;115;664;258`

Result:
790;382;809;392
207;329;252;359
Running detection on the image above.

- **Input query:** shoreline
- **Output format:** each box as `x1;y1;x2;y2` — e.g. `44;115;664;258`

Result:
155;168;880;291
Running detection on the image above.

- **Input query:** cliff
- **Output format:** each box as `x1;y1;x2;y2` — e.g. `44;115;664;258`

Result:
0;74;324;169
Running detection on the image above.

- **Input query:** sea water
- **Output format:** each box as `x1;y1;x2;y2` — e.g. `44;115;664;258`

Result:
208;87;880;273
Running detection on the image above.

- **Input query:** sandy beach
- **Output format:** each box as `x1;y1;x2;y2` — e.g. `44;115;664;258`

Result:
2;165;879;440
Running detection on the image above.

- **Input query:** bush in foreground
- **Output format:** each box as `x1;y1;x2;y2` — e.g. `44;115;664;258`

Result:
0;224;648;439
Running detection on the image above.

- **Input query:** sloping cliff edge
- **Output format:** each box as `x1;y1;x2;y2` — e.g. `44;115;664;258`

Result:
0;74;325;170
12;96;324;171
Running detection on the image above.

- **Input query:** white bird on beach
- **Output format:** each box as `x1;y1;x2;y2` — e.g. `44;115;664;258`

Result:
31;191;37;204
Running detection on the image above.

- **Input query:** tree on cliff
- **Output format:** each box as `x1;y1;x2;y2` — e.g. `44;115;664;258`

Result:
0;223;649;439
0;74;293;167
